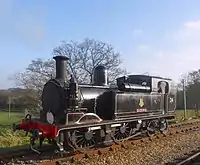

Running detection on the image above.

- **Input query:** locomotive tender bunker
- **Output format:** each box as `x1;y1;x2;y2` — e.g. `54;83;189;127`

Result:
14;55;176;152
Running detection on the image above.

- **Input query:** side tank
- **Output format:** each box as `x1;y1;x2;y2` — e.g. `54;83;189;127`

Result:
96;90;162;120
76;65;110;112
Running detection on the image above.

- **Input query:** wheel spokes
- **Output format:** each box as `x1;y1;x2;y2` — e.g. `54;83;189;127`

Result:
72;130;96;148
114;123;131;140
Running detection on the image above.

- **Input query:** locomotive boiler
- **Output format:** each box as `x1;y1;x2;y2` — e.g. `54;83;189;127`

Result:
13;55;176;153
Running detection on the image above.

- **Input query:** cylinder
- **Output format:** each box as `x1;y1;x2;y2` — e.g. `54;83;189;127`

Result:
53;55;69;80
93;65;108;86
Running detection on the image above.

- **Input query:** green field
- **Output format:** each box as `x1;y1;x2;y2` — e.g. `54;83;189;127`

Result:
0;109;200;148
0;111;24;128
175;109;200;120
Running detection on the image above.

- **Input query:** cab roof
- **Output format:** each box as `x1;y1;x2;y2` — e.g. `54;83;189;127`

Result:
118;74;172;81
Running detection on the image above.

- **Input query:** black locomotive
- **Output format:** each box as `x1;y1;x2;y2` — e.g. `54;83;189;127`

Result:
14;55;176;152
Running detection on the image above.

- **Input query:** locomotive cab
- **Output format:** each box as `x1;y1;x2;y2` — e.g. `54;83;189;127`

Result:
116;75;151;93
102;74;177;120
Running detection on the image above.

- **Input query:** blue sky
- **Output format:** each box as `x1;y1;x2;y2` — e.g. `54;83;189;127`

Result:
1;0;200;89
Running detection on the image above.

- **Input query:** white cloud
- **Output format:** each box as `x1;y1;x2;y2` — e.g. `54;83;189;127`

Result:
184;20;200;29
164;20;200;76
130;20;200;83
132;28;143;36
137;44;150;52
172;20;200;46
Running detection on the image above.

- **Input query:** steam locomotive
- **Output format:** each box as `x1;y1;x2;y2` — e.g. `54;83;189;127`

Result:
13;55;176;153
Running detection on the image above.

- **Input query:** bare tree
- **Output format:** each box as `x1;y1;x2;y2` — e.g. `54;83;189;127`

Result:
12;38;127;107
186;69;200;85
14;59;55;89
176;69;200;109
13;58;56;109
53;38;127;83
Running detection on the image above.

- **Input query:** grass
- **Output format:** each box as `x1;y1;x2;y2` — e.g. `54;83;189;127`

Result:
175;109;200;119
168;109;200;124
0;129;30;148
0;110;29;149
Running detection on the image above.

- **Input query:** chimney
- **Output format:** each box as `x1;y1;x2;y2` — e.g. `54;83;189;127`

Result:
53;55;69;81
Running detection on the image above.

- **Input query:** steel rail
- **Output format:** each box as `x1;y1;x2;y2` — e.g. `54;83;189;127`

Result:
176;151;200;165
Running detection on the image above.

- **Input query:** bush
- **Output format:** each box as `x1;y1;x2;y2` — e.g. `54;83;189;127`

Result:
0;128;29;147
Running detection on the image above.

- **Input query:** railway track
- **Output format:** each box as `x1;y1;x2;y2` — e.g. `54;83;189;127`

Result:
172;151;200;165
1;119;200;165
40;123;200;165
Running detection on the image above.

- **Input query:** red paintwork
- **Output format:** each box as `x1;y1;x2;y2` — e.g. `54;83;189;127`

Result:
18;119;58;138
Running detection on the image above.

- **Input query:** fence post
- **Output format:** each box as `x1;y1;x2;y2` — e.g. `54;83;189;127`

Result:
8;96;11;119
182;79;187;119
